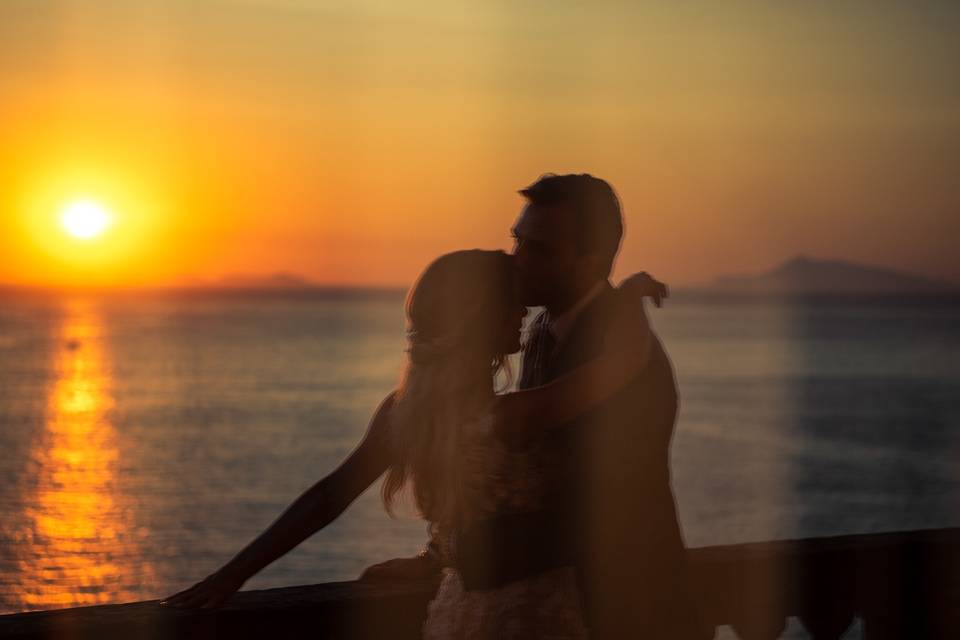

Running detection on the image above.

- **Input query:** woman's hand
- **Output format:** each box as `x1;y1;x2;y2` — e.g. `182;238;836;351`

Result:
618;271;668;307
160;567;247;610
359;551;443;582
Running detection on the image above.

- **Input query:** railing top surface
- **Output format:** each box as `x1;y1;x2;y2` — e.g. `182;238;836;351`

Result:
1;526;958;639
690;526;960;563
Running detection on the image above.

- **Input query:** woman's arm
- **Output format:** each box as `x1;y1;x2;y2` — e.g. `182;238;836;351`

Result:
162;392;396;609
495;274;664;446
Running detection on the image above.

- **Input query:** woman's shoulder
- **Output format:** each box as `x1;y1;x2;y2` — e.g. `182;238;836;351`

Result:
365;390;400;445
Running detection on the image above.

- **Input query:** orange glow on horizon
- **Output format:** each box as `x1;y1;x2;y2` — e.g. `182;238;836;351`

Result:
5;147;186;287
0;2;957;288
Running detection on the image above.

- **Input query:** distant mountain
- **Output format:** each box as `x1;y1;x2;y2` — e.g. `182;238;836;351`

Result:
214;272;317;289
704;256;958;295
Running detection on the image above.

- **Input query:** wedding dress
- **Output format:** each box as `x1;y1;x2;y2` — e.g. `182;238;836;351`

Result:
421;406;589;639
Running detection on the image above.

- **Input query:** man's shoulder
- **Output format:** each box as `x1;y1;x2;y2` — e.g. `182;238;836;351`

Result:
578;289;676;384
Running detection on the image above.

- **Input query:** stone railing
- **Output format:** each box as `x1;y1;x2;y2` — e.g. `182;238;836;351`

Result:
688;526;959;639
1;527;957;639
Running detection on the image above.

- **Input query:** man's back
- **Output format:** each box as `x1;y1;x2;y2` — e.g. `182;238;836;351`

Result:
525;285;705;638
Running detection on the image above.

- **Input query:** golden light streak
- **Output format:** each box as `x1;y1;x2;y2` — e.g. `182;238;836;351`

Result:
16;302;155;610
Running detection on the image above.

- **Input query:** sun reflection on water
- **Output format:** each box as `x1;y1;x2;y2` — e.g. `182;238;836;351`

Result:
17;301;155;610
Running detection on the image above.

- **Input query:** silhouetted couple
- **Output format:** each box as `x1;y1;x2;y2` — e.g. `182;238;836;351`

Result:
163;174;709;639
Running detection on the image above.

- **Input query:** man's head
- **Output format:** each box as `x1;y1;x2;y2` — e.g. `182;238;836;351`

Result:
511;173;623;309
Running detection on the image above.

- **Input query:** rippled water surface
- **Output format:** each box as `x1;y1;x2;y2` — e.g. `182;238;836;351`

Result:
1;290;958;618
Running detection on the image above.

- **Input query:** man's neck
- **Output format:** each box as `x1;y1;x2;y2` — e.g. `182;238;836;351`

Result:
545;279;609;318
545;280;607;349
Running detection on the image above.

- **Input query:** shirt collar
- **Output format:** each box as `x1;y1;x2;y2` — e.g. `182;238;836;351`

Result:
546;281;607;347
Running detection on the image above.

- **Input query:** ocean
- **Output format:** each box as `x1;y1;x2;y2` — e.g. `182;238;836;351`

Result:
1;289;958;635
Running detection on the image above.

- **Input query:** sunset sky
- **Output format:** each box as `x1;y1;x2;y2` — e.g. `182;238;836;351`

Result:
2;1;958;288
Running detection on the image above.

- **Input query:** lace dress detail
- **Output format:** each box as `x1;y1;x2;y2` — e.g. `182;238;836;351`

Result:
422;408;588;639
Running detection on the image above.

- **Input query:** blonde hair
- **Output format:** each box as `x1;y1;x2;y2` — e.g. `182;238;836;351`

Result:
382;250;514;528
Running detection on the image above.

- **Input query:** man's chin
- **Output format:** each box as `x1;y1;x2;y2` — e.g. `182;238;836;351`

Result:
517;284;544;308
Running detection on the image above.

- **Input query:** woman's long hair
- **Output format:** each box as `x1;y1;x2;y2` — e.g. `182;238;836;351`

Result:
382;250;515;529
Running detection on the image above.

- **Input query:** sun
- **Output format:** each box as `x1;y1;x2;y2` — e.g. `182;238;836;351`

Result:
61;200;112;239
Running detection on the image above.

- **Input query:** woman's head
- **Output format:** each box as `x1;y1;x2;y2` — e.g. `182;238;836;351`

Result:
383;249;526;527
405;249;525;366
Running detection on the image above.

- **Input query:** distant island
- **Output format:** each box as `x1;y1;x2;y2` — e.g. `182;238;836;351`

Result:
164;273;405;298
698;256;958;296
212;272;317;289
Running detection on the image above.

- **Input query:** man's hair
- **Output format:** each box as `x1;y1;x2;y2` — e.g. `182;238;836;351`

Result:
519;173;623;276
